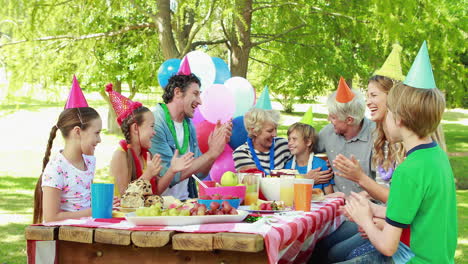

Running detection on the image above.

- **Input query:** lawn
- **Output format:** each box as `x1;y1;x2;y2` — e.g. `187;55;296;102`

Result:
0;100;466;263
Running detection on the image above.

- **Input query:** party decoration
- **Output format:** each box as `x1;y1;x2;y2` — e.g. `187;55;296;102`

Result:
209;145;236;183
178;56;191;75
374;43;405;81
185;51;216;91
65;75;89;109
225;77;255;117
403;41;437;89
212;57;231;84
199;84;235;124
229;116;248;150
105;83;142;126
300;106;313;126
336;77;355;103
191;107;205;125
255;85;272;110
157;58;181;88
195;120;216;153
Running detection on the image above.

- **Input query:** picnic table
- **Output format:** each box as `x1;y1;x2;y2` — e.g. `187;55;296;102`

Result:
25;198;344;264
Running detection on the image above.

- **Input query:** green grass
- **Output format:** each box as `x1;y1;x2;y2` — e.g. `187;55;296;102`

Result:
0;104;466;264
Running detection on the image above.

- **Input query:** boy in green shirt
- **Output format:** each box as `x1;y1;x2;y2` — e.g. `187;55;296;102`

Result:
343;41;457;263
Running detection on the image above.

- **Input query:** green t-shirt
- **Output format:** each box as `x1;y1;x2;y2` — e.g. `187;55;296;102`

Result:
386;142;458;263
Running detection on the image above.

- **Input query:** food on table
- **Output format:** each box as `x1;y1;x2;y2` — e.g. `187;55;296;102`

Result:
119;179;164;209
112;211;126;218
198;194;240;200
250;200;286;211
126;179;153;195
198;194;241;209
135;200;239;217
121;192;145;208
312;189;325;201
144;195;165;207
220;171;239;186
270;169;299;177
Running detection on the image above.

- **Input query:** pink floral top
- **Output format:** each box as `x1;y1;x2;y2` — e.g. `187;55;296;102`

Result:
42;151;96;212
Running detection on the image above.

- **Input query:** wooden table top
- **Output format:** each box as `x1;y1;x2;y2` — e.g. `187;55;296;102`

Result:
25;225;265;253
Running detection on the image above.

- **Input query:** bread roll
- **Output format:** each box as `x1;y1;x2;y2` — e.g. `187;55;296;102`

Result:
144;195;164;207
126;179;152;195
312;188;324;201
121;192;145;208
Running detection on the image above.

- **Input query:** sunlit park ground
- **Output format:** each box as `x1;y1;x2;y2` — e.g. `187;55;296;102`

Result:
0;92;467;263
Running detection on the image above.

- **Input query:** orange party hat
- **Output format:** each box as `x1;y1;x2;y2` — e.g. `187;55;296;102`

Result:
336;77;355;103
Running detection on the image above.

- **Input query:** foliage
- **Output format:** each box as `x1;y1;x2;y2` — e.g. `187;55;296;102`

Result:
0;0;466;112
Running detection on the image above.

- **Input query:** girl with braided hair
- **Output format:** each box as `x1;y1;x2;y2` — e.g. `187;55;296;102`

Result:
106;84;194;196
33;77;102;224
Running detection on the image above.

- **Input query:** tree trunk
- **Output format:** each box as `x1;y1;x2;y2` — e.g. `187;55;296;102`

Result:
156;0;180;59
229;0;253;78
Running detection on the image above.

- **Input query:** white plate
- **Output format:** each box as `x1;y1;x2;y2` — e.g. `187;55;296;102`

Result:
125;210;249;226
238;205;292;213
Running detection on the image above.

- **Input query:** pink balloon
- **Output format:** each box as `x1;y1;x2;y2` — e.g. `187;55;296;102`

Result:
199;84;235;124
209;145;235;183
192;107;205;125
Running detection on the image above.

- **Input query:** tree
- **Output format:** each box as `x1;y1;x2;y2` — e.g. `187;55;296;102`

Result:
1;0;466;117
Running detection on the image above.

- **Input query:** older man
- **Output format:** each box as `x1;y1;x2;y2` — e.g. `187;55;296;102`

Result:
315;77;376;195
311;77;376;263
150;73;231;200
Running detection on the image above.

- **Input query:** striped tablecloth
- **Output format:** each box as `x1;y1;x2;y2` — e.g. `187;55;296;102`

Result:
28;198;344;264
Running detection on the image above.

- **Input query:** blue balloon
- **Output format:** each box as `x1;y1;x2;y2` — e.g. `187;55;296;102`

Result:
212;57;231;84
158;58;181;88
229;116;248;150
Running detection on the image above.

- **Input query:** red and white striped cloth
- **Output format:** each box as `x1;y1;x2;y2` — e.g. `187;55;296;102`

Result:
28;198;344;264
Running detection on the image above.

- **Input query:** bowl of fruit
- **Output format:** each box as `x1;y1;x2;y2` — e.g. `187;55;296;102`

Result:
198;194;241;209
203;186;246;203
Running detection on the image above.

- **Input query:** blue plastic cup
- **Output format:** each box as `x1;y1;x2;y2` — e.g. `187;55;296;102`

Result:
91;183;114;219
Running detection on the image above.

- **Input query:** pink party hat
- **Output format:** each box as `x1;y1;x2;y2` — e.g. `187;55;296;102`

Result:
65;75;89;109
105;83;142;126
177;56;192;75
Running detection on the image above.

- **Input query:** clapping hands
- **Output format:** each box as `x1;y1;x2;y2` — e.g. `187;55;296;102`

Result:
208;120;233;157
142;153;163;180
170;149;195;172
344;192;373;227
333;154;366;183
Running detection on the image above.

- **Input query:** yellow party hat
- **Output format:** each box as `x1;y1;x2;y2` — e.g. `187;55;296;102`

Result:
373;43;405;81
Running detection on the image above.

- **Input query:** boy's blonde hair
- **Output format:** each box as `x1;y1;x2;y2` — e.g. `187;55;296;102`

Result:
244;108;280;138
387;83;445;138
287;122;317;152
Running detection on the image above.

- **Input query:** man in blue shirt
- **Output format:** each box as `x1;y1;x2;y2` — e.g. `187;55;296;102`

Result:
150;73;231;200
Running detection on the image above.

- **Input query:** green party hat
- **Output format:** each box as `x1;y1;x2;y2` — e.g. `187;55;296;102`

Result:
255;85;273;110
373;43;405;81
403;41;437;89
300;106;313;126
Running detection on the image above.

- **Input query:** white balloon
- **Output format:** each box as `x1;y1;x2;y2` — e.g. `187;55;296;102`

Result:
224;77;255;117
185;51;216;91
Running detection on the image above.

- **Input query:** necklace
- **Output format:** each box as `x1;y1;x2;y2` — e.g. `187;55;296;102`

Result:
161;104;189;154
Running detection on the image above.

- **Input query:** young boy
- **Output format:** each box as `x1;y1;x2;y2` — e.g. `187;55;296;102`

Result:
344;41;458;263
285;122;334;194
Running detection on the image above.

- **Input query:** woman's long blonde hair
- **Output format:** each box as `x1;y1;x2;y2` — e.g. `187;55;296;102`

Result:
369;75;405;171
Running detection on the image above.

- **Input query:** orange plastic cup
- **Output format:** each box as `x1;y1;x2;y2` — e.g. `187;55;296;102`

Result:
294;179;314;211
